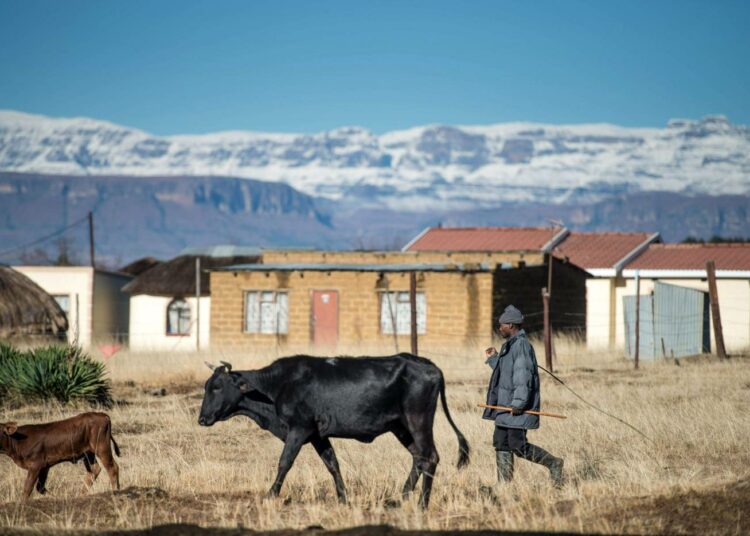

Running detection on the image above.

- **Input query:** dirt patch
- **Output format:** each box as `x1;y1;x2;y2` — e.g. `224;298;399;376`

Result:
596;477;750;535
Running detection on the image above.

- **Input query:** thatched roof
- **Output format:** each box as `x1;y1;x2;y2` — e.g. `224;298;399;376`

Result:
120;257;162;276
0;266;68;340
122;255;260;297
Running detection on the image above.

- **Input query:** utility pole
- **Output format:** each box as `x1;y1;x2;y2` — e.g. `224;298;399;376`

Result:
88;211;95;268
706;260;727;358
196;257;201;352
409;272;418;355
634;270;640;369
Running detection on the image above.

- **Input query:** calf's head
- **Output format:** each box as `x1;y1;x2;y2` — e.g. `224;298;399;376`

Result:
0;422;18;454
199;362;250;426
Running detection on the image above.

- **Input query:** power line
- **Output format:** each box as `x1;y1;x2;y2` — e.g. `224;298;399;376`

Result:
0;215;89;260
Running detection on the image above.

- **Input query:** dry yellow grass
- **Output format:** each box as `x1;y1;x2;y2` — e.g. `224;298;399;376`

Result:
1;336;749;534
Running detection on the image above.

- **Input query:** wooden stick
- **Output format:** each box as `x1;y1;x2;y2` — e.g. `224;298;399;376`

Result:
477;403;567;419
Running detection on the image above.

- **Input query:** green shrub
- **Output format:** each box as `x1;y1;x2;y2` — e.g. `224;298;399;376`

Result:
0;343;112;407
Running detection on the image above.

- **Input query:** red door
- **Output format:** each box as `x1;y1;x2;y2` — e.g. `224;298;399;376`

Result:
312;290;338;348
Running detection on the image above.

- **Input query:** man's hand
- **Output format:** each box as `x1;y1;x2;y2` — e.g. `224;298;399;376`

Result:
510;406;524;416
485;347;497;358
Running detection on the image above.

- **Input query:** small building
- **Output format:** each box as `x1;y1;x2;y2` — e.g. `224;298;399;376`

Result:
13;265;131;347
123;246;260;351
552;231;661;348
209;262;494;354
0;265;68;343
403;226;588;334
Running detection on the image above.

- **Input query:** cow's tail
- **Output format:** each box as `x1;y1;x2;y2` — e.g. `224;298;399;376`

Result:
110;435;121;457
439;371;470;469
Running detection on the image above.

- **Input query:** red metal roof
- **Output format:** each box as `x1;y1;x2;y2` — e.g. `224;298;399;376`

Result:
626;243;750;271
405;227;559;251
554;232;654;269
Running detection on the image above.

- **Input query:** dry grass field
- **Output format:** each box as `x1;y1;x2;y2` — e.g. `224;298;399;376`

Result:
1;337;749;535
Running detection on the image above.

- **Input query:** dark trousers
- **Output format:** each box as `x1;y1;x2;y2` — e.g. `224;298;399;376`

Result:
493;426;554;464
493;426;528;452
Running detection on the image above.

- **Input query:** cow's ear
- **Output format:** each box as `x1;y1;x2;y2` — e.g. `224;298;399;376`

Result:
237;379;250;393
2;423;17;435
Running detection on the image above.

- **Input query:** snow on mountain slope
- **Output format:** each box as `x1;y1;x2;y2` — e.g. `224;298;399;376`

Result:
1;110;748;210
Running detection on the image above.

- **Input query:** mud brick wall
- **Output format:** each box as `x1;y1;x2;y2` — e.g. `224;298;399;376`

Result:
210;269;494;353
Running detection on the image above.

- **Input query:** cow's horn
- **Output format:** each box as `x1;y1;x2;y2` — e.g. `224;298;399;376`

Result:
220;361;232;372
205;361;217;371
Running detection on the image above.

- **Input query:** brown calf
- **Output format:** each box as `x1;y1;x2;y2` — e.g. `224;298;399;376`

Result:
0;412;121;500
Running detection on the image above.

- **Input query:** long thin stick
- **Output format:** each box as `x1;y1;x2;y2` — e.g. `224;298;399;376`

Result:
477;403;567;419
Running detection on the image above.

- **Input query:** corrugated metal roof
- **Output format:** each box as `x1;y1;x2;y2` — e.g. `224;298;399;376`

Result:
627;243;750;271
404;227;560;251
215;263;492;273
554;231;656;269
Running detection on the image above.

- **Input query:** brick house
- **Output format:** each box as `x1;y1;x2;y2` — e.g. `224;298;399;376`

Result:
209;261;494;354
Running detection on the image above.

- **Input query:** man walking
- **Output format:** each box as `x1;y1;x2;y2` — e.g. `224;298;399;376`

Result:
483;304;564;488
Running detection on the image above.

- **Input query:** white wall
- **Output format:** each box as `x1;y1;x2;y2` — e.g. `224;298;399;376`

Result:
129;294;211;352
15;266;93;347
586;278;613;349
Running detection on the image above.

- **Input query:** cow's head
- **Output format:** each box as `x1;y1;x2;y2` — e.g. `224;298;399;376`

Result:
0;422;18;453
198;361;251;426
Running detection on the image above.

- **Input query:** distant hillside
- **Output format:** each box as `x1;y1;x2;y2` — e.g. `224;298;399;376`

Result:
1;172;747;266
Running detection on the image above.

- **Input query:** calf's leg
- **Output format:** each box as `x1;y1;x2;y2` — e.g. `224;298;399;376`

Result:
35;467;50;495
22;467;42;500
95;442;120;491
82;452;102;492
311;436;347;503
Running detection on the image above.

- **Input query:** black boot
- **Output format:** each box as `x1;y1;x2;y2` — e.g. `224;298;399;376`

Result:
496;450;514;483
520;444;564;488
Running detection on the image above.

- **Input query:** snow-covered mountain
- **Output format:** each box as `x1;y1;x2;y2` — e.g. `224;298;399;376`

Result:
1;110;749;210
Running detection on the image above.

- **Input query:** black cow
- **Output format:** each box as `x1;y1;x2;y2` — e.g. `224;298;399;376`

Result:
198;353;469;508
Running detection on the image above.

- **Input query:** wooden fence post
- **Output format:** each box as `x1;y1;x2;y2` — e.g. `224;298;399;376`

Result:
410;272;418;355
634;270;640;369
542;287;553;371
706;260;727;358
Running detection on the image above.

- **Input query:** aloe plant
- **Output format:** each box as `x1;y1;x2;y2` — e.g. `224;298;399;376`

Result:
0;343;112;406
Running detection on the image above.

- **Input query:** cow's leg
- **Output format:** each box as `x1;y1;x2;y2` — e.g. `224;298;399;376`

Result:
35;467;50;495
392;426;420;499
268;428;309;498
82;452;102;492
95;442;120;491
311;436;347;503
22;467;42;500
405;415;439;509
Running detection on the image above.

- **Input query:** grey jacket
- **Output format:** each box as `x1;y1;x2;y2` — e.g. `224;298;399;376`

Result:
482;329;541;429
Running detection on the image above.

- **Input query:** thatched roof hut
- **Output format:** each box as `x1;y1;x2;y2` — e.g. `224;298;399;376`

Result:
0;265;68;341
120;256;162;277
123;250;261;297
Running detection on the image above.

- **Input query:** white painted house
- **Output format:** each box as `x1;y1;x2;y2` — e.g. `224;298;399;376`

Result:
123;246;260;352
618;244;750;355
552;231;661;350
13;265;132;347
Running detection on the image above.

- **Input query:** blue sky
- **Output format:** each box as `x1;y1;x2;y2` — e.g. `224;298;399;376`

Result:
1;0;748;135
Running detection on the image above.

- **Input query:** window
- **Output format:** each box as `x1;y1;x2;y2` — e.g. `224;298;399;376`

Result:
167;298;191;335
245;291;288;334
53;294;70;318
380;292;426;334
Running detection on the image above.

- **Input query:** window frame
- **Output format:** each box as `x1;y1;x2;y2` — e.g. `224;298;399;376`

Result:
166;297;191;336
244;290;289;334
379;290;426;335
